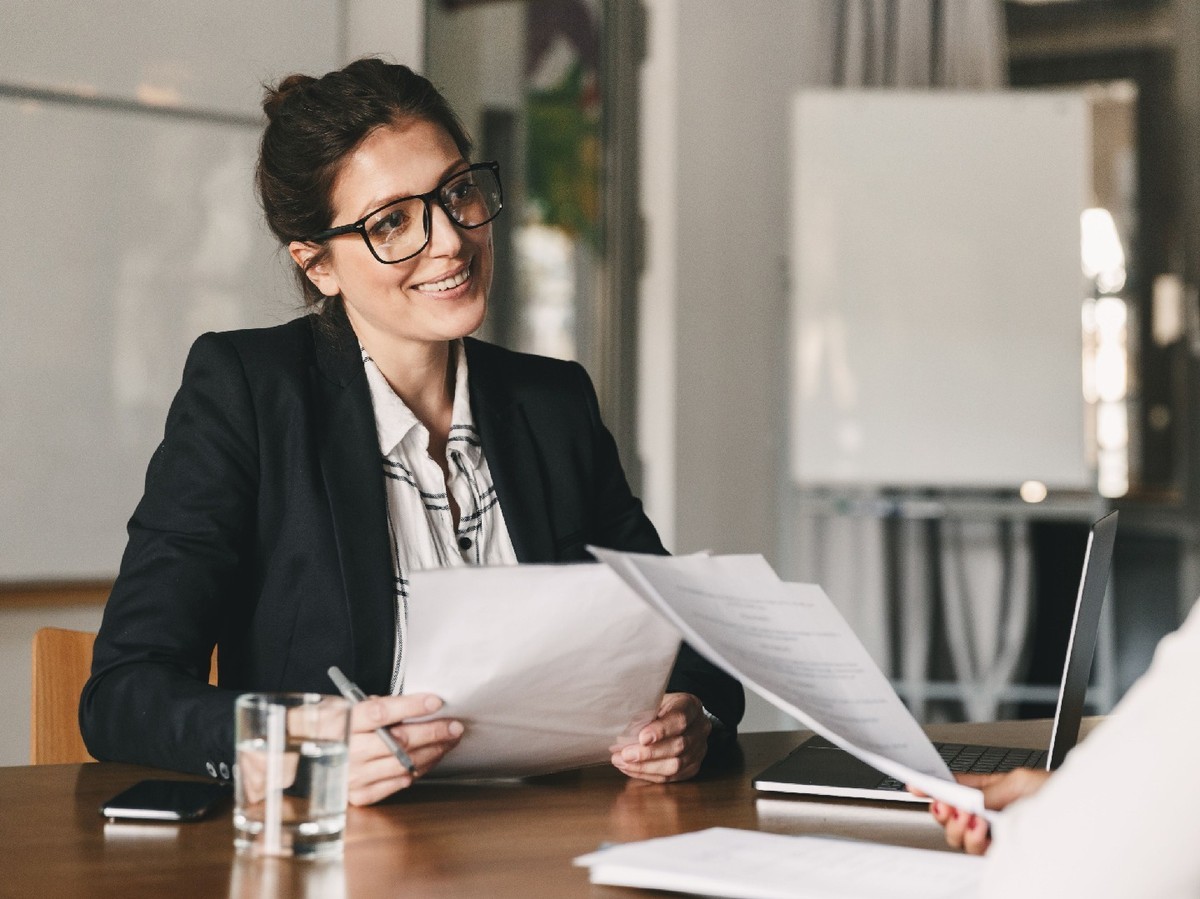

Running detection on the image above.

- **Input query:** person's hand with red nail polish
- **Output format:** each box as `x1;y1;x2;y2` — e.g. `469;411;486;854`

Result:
921;769;1052;855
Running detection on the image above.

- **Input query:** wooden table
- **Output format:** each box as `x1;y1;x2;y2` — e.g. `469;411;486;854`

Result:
0;721;1076;897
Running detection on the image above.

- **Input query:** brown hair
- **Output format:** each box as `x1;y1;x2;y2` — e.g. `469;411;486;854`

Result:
256;57;473;310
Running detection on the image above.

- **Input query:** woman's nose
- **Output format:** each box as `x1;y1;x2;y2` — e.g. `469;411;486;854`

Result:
425;201;464;257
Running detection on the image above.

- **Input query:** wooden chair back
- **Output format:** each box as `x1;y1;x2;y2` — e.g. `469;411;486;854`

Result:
30;628;98;764
30;627;217;765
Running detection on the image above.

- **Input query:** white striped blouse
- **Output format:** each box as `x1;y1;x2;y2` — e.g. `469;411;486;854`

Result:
362;340;518;693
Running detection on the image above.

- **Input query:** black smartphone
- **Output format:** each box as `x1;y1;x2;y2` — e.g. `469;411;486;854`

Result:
100;779;231;822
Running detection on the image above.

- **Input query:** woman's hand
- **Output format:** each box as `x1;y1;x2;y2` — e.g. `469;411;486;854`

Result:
611;692;711;784
927;768;1052;855
347;693;463;805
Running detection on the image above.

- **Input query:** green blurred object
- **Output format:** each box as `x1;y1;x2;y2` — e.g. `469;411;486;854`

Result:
526;58;602;248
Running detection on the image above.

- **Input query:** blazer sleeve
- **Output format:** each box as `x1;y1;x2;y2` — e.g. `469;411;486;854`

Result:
79;332;255;778
570;363;746;731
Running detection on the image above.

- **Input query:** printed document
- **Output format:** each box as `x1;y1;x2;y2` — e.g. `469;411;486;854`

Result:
574;827;983;899
588;548;985;813
402;562;680;777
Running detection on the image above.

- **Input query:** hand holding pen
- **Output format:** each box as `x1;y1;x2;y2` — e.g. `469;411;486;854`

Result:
328;666;418;773
327;666;465;805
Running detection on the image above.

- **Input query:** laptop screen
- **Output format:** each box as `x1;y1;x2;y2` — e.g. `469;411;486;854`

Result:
1046;510;1118;769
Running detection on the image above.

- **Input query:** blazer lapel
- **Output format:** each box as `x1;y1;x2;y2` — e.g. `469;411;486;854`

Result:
466;339;556;563
311;308;395;695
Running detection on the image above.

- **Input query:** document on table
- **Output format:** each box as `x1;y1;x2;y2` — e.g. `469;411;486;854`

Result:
574;827;983;899
402;562;681;778
588;548;985;813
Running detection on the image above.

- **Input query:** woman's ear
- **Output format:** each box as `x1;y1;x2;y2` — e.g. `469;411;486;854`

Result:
288;241;339;297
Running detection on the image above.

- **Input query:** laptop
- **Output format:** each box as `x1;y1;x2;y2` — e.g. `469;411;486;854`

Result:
753;510;1118;803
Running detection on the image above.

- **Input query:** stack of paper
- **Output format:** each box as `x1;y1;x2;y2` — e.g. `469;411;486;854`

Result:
574;827;982;898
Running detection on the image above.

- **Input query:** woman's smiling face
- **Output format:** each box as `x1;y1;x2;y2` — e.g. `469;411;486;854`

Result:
294;117;493;354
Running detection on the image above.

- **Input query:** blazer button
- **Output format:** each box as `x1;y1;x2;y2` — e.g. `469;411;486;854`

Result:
206;762;218;778
219;762;231;780
458;536;473;551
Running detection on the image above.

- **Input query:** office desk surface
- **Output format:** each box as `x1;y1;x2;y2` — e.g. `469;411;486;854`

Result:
0;720;1083;897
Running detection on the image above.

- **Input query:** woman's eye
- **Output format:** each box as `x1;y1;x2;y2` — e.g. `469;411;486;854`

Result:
445;180;478;205
370;209;408;237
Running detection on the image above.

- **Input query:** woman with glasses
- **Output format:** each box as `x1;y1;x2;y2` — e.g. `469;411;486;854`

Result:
80;58;742;806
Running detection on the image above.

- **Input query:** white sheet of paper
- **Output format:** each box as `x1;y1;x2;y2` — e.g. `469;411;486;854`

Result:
588;548;986;814
402;562;681;778
574;827;983;899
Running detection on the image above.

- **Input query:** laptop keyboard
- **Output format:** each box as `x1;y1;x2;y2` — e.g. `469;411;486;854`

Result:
876;742;1048;791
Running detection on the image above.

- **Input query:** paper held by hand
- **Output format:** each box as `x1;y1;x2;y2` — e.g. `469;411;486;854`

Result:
402;562;681;778
587;547;987;815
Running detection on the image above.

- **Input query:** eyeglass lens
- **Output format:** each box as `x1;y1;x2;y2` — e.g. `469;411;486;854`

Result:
364;166;501;262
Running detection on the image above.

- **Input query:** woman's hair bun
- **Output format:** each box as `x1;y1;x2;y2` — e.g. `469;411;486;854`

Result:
262;73;317;121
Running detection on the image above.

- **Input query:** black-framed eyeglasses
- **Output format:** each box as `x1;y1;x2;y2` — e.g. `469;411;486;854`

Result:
303;161;503;264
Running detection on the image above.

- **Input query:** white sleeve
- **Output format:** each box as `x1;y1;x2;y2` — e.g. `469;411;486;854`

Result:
981;598;1200;899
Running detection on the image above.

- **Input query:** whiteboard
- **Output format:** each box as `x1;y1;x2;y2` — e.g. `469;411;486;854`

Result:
789;90;1091;489
0;98;295;579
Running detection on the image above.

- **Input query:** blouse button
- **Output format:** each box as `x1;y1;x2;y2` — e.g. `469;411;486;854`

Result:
458;536;473;551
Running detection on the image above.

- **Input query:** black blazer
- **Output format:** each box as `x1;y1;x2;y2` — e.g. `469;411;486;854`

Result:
81;306;743;778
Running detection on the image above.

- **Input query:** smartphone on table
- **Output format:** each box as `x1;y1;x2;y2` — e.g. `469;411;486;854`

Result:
100;779;231;822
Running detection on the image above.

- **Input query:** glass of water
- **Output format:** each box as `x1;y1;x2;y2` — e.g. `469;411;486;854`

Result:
234;693;351;859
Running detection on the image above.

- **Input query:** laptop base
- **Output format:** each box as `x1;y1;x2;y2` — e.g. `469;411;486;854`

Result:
753;735;1048;804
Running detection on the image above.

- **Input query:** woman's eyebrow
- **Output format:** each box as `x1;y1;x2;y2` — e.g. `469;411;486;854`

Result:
354;159;470;219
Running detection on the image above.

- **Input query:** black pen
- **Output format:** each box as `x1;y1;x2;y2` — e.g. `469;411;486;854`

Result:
327;665;417;774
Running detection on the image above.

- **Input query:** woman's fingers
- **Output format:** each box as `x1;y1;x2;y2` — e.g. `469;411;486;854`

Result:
634;693;696;746
614;693;711;783
962;814;992;854
939;808;991;855
931;799;993;855
389;718;464;753
979;767;1051;809
347;753;415;806
349;719;462;769
344;692;464;805
613;734;700;782
350;693;444;734
346;726;463;805
927;768;1051;855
